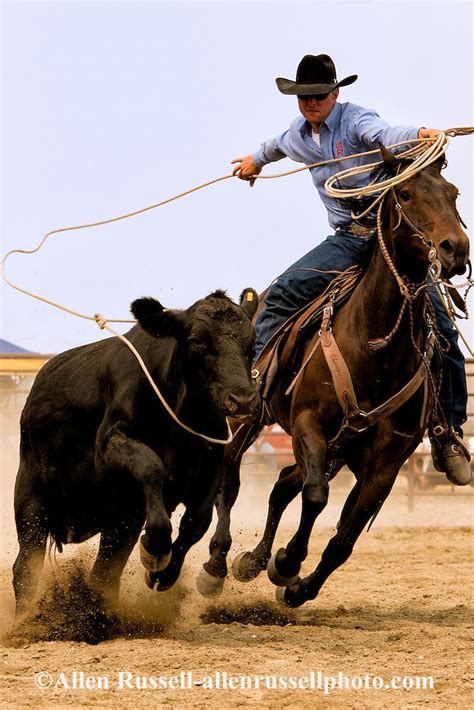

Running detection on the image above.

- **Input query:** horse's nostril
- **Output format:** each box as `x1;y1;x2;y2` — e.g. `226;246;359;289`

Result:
439;239;455;256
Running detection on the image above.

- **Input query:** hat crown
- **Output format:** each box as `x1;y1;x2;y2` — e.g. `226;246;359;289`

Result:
296;54;338;85
275;55;357;95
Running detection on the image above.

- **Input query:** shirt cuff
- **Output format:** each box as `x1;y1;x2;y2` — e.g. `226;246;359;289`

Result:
252;150;266;169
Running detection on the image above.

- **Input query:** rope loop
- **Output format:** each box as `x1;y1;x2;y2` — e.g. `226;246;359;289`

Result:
94;313;107;330
2;126;473;434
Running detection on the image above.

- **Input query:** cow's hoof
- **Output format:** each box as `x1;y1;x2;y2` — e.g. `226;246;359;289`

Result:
232;551;262;582
140;537;172;572
144;571;157;590
267;550;299;587
196;568;225;598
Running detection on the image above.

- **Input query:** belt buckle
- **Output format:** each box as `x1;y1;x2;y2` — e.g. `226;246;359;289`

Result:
351;222;372;238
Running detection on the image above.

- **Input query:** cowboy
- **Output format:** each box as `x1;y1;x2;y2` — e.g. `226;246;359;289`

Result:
233;54;471;485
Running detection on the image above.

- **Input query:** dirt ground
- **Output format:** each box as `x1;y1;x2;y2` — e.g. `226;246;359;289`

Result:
1;452;473;708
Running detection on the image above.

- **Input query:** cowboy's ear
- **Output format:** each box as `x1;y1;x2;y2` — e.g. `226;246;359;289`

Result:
131;297;184;338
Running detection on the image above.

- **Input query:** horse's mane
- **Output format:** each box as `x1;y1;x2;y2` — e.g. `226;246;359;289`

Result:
338;154;448;227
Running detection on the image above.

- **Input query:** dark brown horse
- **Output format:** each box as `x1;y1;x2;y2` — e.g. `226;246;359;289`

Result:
197;147;469;607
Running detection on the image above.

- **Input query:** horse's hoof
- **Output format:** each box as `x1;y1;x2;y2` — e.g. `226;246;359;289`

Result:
140;537;172;572
267;550;299;587
196;568;225;598
275;586;289;606
275;579;302;608
231;551;261;582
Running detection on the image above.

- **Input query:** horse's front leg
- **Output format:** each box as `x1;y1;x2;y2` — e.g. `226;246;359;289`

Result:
267;410;328;586
232;464;303;582
280;460;400;608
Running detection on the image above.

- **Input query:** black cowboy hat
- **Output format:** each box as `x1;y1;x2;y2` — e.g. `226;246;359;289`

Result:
276;54;357;96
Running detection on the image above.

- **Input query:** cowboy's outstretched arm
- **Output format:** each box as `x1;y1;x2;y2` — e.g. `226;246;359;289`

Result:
232;132;289;187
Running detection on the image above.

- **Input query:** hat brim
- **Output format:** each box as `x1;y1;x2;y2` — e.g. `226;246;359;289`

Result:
275;74;358;96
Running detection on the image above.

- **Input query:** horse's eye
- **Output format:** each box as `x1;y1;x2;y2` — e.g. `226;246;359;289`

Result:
399;190;411;202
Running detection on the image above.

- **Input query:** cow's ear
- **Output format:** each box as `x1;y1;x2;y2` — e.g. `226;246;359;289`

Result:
239;288;259;321
131;297;183;338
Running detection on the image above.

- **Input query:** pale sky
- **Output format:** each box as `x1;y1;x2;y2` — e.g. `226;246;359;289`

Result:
1;0;473;354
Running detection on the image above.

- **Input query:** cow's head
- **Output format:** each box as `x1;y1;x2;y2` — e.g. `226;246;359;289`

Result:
131;288;260;421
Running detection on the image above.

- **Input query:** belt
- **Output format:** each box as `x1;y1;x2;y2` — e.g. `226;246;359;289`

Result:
337;223;375;237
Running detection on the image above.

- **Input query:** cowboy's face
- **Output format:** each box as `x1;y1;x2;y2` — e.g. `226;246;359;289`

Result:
297;88;339;128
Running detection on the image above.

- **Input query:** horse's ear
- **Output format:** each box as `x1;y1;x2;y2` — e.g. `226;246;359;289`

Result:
433;154;447;172
378;143;399;175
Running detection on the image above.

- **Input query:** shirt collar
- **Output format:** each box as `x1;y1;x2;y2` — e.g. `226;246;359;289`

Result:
324;102;342;133
299;101;342;136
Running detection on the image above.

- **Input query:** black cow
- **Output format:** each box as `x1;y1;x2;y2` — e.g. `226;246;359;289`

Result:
13;289;259;615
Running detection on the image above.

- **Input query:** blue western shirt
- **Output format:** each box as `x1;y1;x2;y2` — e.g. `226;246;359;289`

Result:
252;102;419;229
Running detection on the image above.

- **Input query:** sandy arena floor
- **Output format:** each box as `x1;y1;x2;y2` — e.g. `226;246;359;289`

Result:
1;453;473;708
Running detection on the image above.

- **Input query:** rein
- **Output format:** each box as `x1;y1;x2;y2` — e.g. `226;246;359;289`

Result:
318;199;438;443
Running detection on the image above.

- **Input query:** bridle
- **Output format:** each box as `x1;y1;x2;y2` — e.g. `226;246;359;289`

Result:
374;190;440;304
368;180;451;352
390;186;443;289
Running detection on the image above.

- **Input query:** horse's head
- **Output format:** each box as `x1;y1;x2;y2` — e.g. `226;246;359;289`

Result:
379;145;469;279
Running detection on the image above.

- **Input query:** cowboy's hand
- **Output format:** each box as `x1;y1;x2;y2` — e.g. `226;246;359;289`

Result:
418;128;441;145
231;155;262;186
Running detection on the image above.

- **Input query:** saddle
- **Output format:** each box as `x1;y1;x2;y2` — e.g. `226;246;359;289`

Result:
252;265;362;410
253;265;435;451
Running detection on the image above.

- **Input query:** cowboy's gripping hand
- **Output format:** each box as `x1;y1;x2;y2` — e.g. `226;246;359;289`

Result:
418;128;441;145
232;155;262;187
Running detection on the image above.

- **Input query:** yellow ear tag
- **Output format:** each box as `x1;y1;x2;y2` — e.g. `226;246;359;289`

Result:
246;292;254;301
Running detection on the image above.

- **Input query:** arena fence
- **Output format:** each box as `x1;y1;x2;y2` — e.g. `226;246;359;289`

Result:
1;354;473;512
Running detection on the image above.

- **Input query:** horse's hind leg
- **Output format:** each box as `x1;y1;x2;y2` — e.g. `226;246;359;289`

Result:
280;463;399;608
267;411;329;586
232;464;303;582
13;487;48;618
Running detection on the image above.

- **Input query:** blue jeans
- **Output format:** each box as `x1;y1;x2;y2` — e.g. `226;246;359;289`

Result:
254;231;467;430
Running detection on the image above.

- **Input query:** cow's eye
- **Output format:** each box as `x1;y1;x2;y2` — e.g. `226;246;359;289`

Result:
188;337;207;352
398;190;412;202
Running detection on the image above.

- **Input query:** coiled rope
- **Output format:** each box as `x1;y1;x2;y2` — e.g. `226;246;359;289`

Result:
2;127;473;439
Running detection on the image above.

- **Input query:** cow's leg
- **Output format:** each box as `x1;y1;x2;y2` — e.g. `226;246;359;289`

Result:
232;464;303;582
13;493;48;618
198;424;260;595
150;482;220;592
201;457;241;582
267;411;328;586
279;462;400;608
89;513;144;605
98;426;172;572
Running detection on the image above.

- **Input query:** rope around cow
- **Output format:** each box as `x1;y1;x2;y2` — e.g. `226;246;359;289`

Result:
2;128;473;443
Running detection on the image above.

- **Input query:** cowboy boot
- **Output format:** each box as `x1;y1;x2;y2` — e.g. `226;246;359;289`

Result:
429;425;472;486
